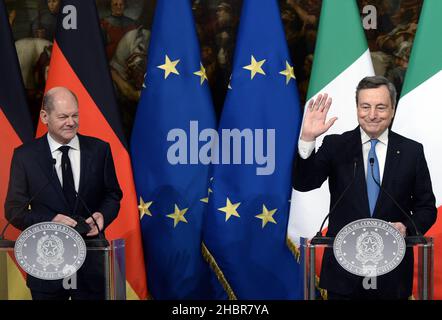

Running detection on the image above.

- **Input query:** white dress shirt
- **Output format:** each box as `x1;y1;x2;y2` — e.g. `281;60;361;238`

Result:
47;133;80;192
298;128;389;183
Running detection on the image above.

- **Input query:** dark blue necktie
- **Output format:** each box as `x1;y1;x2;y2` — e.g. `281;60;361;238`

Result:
367;139;380;216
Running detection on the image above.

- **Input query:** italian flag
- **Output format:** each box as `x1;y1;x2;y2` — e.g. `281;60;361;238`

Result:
392;0;442;299
288;0;374;242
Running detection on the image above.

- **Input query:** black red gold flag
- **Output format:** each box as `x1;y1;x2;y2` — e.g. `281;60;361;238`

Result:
36;0;147;299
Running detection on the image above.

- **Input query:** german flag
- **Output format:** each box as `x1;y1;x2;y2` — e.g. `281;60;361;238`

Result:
0;0;34;299
36;0;147;299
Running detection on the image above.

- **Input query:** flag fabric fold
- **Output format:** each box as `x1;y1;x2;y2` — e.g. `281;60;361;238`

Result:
130;0;217;299
36;0;147;300
202;0;303;299
393;0;442;299
0;0;34;299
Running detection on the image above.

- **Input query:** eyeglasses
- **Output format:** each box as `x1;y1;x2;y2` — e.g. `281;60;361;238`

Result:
358;105;391;113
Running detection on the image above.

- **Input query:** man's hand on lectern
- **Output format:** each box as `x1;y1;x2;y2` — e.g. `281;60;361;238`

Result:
52;214;78;228
85;212;104;237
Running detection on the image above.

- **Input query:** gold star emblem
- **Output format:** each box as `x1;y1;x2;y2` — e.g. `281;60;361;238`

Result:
138;197;153;219
157;55;180;79
200;187;213;203
193;63;208;85
167;204;188;227
243;55;266;79
218;198;241;221
255;205;277;228
279;61;296;84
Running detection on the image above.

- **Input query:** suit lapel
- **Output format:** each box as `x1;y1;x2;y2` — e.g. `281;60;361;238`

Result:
36;134;69;209
78;135;92;195
373;131;401;216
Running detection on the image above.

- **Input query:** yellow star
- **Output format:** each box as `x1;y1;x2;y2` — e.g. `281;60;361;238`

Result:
201;177;215;203
167;204;188;227
138;197;153;219
279;61;296;84
243;55;266;79
200;187;213;203
218;198;241;221
255;205;277;228
193;63;208;85
157;55;180;79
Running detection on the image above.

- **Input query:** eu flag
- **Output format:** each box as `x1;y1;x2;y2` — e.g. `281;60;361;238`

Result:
202;0;303;299
130;0;217;299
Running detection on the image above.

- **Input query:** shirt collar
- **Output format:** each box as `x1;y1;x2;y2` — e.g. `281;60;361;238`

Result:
47;133;80;154
360;127;389;145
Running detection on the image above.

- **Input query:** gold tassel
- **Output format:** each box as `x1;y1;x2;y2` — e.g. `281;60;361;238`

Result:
201;242;237;300
315;275;328;300
286;237;301;263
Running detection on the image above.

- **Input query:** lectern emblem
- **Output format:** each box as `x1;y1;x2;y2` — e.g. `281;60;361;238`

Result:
36;234;65;268
333;219;406;277
14;222;86;280
356;231;384;265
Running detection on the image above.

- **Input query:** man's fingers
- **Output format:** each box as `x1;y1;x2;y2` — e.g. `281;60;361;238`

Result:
390;222;407;236
320;93;328;110
316;93;328;111
322;97;332;113
311;93;330;112
53;214;77;227
62;216;77;227
307;99;314;112
313;94;323;110
86;227;99;237
325;117;338;130
85;217;103;233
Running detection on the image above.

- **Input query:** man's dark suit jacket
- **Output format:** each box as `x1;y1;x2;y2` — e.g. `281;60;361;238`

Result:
292;127;437;299
4;133;122;293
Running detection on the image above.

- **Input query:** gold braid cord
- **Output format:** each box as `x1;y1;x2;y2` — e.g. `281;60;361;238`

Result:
201;242;237;300
286;237;301;263
315;275;328;300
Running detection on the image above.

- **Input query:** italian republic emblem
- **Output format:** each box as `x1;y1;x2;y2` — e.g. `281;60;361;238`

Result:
333;218;406;277
14;222;86;280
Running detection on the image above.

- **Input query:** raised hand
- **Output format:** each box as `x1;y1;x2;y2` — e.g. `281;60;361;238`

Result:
300;93;337;141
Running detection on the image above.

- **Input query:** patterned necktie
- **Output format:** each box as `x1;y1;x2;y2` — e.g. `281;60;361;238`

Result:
59;146;76;212
367;139;380;216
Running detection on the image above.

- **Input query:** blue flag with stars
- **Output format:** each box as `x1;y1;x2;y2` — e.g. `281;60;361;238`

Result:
202;0;303;299
130;0;218;299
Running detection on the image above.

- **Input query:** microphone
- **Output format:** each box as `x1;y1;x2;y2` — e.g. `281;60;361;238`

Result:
72;189;109;247
369;157;426;244
310;157;358;245
0;159;57;247
63;169;109;247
